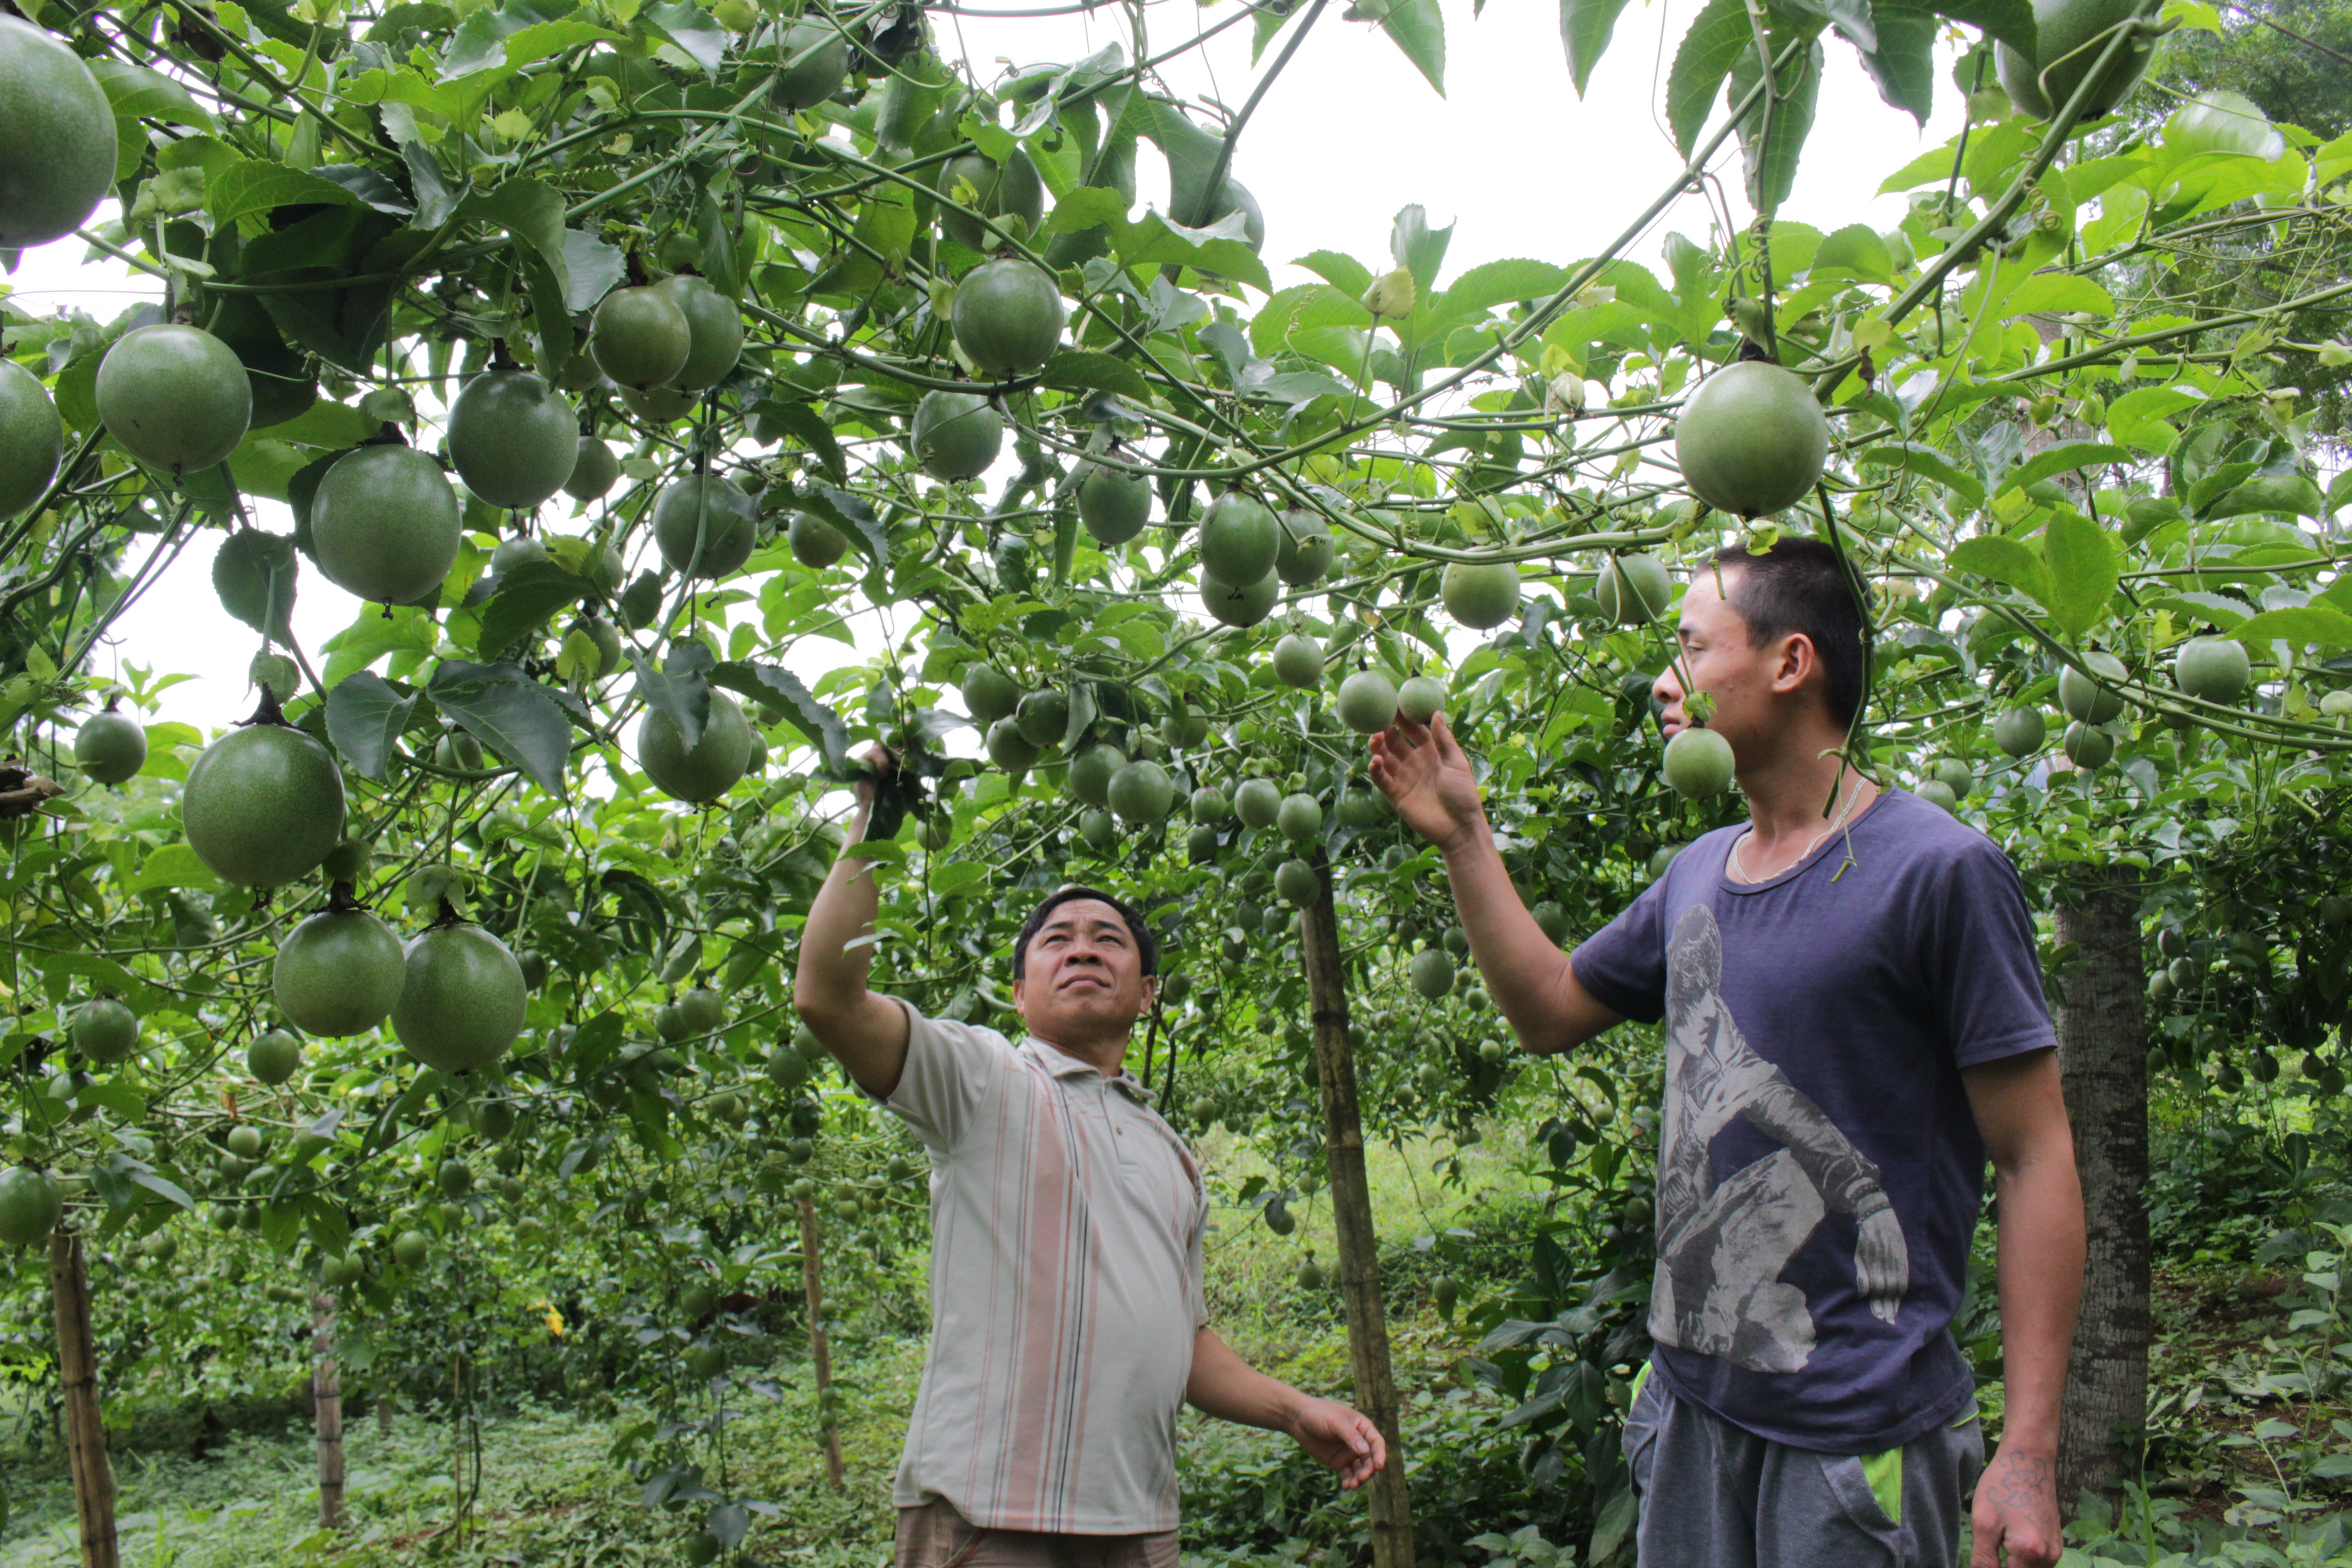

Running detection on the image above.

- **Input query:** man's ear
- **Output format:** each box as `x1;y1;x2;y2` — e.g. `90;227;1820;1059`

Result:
1010;975;1028;1019
1770;632;1818;696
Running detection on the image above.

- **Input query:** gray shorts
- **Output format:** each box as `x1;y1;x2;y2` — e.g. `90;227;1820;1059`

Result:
892;1500;1179;1568
1622;1371;1985;1568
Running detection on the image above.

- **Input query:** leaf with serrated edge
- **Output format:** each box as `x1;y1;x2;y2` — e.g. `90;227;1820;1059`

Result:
325;671;418;783
428;660;573;794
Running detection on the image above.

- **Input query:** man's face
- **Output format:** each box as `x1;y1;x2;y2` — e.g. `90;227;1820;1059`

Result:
1012;900;1156;1042
1652;565;1813;758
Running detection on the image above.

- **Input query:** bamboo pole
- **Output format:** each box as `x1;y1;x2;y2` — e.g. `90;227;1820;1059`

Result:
312;1294;346;1528
1298;862;1413;1568
47;1230;119;1568
797;1193;847;1491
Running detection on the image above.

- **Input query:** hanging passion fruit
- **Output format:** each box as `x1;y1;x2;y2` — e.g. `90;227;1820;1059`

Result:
1996;0;2155;121
655;274;745;391
95;325;253;478
392;924;528;1075
1673;360;1831;518
1200;567;1279;628
0;358;62;519
73;704;147;784
248;1028;302;1086
1068;741;1125;807
588;285;692;389
1200;494;1280;585
274;907;406;1036
1274;510;1334;587
565;436;620;501
638;690;755;803
1272;634;1324;690
950;259;1064;378
0;14;118;250
1078;464;1152;545
620;382;696;424
986;717;1042;772
1595;554;1673;626
771;15;850;110
1234;777;1282;830
1336;671;1400;735
182;719;346;887
1441;562;1521;630
1662;726;1736;799
910;390;1002;481
938;150;1046;251
787;510;850;568
1397;675;1447;725
1994;707;2047;757
447;369;579;510
1109;760;1176;824
2174;635;2251;704
961;663;1021;725
0;1167;61;1248
2058;650;2127;723
70;998;139;1063
311;444;463;605
652;474;757;578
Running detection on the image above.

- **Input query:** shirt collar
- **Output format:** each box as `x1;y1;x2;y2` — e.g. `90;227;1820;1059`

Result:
1019;1036;1155;1103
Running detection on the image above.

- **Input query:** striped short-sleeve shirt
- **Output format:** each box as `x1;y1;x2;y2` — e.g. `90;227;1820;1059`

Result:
881;1000;1208;1534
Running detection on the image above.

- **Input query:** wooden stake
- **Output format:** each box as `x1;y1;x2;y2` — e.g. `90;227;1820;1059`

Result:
313;1294;346;1529
1299;862;1414;1568
797;1193;847;1491
47;1229;119;1568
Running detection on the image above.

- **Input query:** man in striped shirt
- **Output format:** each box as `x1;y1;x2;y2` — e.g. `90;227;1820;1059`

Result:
796;761;1387;1568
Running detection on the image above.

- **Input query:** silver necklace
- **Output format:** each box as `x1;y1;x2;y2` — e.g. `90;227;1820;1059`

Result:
1727;773;1869;885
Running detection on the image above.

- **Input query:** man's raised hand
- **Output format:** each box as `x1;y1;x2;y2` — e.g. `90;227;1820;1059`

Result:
1288;1397;1387;1490
1367;713;1485;855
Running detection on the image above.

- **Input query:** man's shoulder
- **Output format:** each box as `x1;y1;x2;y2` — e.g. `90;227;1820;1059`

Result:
1871;790;2021;877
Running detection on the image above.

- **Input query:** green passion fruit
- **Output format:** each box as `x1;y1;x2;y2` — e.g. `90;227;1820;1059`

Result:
788;511;850;568
911;390;1002;481
2058;650;2127;723
771;15;851;110
1662;726;1735;799
0;15;117;250
206;294;317;429
589;286;692;389
653;475;757;578
183;722;346;887
1337;671;1399;734
1078;464;1152;545
1200;494;1280;585
960;663;1021;725
1596;554;1672;626
1235;777;1282;829
0;358;62;519
620;382;695;423
1190;784;1232;824
1409;947;1455;1001
1673;361;1830;518
447;370;579;510
1994;707;2047;757
1996;0;2155;121
1109;760;1176;824
392;1229;431;1268
655;274;745;391
951;259;1064;378
1272;634;1323;689
1441;562;1521;630
392;924;527;1075
1274;510;1334;587
96;325;252;477
985;717;1041;772
565;436;620;501
274;907;406;1036
1914;779;1959;813
639;690;754;804
312;444;462;605
938;150;1046;251
2062;720;2113;769
1200;567;1279;628
1397;675;1446;725
0;1167;61;1249
2175;635;2251;703
1277;792;1323;843
70;998;139;1063
1015;688;1070;748
1275;857;1319;908
1068;742;1124;807
74;706;147;784
248;1028;302;1086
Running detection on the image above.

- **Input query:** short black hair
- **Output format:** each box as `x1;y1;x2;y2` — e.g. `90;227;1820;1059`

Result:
1013;886;1158;980
1710;537;1868;729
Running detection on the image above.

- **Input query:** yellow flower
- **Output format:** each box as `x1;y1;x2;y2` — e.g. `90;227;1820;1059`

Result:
534;1300;566;1338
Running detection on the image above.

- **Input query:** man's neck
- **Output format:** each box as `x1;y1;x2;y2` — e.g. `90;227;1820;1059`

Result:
1029;1029;1130;1078
1738;725;1871;857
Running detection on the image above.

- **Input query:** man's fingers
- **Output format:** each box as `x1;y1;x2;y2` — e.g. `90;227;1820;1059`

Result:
1968;1513;2000;1568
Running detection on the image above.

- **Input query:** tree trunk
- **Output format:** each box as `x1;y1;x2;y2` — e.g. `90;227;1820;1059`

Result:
377;1391;395;1436
2053;868;2151;1512
47;1229;118;1568
1300;863;1413;1568
798;1193;847;1492
313;1295;346;1529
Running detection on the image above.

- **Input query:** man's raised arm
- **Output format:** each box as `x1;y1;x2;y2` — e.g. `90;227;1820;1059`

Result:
792;755;911;1099
1369;714;1622;1056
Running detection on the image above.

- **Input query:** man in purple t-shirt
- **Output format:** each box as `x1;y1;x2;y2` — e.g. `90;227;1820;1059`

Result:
1368;539;2084;1568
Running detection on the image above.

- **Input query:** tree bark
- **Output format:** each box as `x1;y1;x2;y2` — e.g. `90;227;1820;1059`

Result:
313;1294;346;1529
47;1229;118;1568
2052;868;2151;1511
798;1193;847;1492
1300;863;1413;1568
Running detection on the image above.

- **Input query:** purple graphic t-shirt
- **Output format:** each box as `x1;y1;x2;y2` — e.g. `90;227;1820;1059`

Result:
1573;789;2054;1454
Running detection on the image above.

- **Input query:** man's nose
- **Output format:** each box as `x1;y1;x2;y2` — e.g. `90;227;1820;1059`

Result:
1653;669;1682;706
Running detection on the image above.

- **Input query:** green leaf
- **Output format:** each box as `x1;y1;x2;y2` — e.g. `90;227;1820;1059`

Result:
211;528;299;643
1437;259;1575;315
1128;98;1228;227
642;0;726;74
1362;0;1446;96
560;227;625;314
325;671;418;783
2205;472;2326;521
131;844;224;895
1856;441;1984;509
1390;204;1453;294
748;401;847;485
1921;0;2037;56
1949;535;2055;608
90;60;215;179
1666;0;1752;157
630;641;714;751
1294;250;1376;297
1857;0;1937;125
427;660;574;793
1811;224;1894;283
2040;511;2117;637
2231;605;2352;647
710;662;850;771
2104;386;2209;453
1041;349;1154;403
207;160;362;231
2002;441;2129;495
1118;210;1271;291
1728;32;1824;217
475;560;589;660
1559;0;1635;94
2001;273;2115;318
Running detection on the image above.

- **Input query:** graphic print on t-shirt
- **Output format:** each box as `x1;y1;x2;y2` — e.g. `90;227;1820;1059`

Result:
1651;903;1911;1373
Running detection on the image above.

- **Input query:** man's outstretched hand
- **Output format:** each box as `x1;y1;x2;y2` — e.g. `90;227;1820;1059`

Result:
1367;713;1485;855
1289;1398;1387;1490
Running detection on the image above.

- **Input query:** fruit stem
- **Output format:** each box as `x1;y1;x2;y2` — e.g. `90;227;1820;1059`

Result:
239;688;290;730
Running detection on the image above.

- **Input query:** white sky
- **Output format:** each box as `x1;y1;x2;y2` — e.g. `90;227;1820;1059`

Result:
6;0;1971;737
